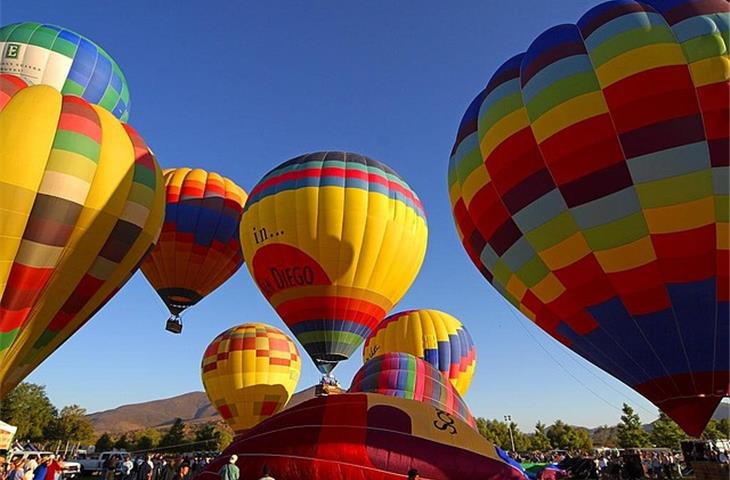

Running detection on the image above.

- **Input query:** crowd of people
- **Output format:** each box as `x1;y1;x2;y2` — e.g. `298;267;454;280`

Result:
0;454;65;480
98;453;210;480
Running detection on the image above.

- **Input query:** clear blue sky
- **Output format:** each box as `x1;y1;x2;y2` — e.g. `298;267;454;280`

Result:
5;0;692;431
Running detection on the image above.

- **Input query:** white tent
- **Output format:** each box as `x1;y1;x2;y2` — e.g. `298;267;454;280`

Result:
0;421;17;451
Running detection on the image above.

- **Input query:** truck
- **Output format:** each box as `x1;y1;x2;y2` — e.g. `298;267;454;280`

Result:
73;450;128;475
7;451;81;478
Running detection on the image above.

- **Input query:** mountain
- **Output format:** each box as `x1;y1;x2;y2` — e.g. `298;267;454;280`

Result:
87;391;218;434
86;387;319;434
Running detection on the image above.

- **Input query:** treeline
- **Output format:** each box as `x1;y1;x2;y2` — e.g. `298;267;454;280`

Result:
0;383;95;445
94;419;233;453
0;383;232;453
473;404;730;451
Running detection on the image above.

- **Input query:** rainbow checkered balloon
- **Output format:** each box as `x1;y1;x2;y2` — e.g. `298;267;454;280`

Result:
350;352;476;428
448;0;728;437
201;323;301;433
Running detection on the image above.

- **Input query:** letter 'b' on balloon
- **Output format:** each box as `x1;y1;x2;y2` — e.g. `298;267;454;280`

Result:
201;323;301;433
240;152;428;373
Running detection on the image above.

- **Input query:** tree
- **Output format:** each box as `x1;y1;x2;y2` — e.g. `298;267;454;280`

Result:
528;422;551;451
617;404;650;448
159;418;187;451
702;419;729;440
95;433;114;452
651;411;686;448
0;383;56;441
218;427;233;450
592;425;618;448
195;424;222;451
132;429;161;452
114;434;132;451
546;420;592;450
45;405;95;443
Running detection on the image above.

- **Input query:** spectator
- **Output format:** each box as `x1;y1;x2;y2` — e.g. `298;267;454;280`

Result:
218;456;238;480
121;456;134;480
136;456;153;480
171;464;190;480
44;456;63;480
7;461;24;480
31;458;48;480
407;469;420;480
257;464;274;480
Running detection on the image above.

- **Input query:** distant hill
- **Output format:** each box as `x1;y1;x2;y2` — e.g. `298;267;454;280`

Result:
87;392;218;434
87;391;730;436
86;388;319;434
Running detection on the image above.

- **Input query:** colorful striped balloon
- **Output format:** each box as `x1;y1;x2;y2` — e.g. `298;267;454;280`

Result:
363;309;477;395
0;22;130;121
140;168;247;328
350;352;476;428
201;323;301;433
448;0;729;437
0;75;165;396
241;152;428;374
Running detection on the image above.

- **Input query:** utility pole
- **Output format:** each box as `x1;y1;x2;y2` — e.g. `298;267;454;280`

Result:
504;415;516;452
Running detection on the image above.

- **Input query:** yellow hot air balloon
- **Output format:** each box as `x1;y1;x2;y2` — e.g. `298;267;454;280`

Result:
201;323;301;433
0;74;165;396
363;309;477;395
240;152;428;374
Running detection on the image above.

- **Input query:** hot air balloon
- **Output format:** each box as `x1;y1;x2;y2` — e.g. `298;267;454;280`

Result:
0;74;165;396
363;309;477;395
350;352;476;428
201;323;301;433
197;393;526;480
240;152;428;374
0;22;130;120
448;0;729;436
140;168;247;333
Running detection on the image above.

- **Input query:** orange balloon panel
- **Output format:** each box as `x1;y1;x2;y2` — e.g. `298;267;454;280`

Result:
141;168;247;317
201;323;301;433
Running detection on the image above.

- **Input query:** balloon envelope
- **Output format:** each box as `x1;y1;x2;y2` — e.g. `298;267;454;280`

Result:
363;309;477;395
197;393;526;480
0;22;131;120
201;323;301;433
240;151;428;373
350;352;476;428
0;75;164;396
448;0;729;436
140;168;247;320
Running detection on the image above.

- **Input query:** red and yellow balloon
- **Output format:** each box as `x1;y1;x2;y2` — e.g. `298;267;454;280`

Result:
0;74;165;396
201;323;301;433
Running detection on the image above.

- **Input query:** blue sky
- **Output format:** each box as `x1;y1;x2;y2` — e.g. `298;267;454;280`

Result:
4;0;695;431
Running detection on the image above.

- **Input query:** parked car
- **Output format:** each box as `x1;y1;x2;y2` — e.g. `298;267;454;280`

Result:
8;450;81;478
72;450;128;475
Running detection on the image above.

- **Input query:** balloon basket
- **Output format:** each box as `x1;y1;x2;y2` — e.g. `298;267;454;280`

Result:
165;316;183;334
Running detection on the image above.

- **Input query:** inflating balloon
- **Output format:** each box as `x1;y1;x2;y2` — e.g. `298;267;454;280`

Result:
363;309;477;395
241;152;428;374
350;352;476;428
140;168;247;332
197;393;525;480
448;0;729;436
201;323;301;433
0;74;165;396
0;23;130;120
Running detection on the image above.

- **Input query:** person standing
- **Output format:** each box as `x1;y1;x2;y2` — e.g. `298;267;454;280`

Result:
120;456;134;480
257;465;274;480
7;461;24;480
171;464;190;480
43;456;63;480
217;456;238;480
407;469;420;480
136;456;153;480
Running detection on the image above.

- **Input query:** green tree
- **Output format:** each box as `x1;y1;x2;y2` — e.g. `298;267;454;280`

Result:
701;419;729;440
651;411;686;448
475;418;511;449
194;424;221;450
528;422;552;451
592;425;618;448
132;429;161;452
546;421;592;450
617;403;650;448
218;427;233;450
45;405;95;443
159;418;187;451
95;433;114;451
114;434;131;451
0;383;56;441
